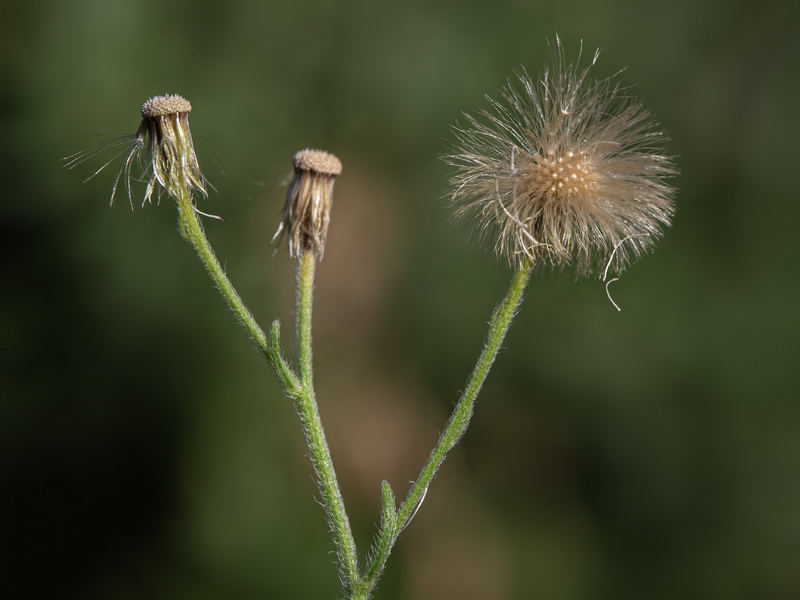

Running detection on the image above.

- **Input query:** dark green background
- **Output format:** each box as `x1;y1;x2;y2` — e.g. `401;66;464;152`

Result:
2;0;799;598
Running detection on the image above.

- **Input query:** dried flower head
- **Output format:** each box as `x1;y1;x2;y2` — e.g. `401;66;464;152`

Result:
446;37;677;275
273;149;342;261
138;94;206;203
65;93;206;206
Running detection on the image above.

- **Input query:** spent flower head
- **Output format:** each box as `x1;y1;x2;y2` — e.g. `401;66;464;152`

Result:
273;149;342;261
446;37;677;276
66;94;206;206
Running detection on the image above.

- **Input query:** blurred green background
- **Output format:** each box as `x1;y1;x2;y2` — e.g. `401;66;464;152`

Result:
2;0;799;598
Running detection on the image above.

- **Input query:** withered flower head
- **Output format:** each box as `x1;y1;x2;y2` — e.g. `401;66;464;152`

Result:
138;94;206;203
65;93;206;206
446;37;677;276
273;149;342;261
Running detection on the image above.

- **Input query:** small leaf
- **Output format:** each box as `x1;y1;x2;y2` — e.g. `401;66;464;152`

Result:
379;481;397;535
267;319;301;395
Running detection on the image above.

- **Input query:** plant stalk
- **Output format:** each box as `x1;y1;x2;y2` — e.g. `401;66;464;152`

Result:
363;263;533;591
293;251;362;595
175;187;268;357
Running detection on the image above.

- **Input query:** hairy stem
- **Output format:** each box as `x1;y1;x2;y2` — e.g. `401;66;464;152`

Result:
175;187;268;353
176;189;360;596
175;183;530;599
175;187;302;394
363;264;533;591
293;251;362;596
296;251;316;384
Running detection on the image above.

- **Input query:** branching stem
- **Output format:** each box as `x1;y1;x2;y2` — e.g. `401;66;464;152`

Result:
175;182;531;600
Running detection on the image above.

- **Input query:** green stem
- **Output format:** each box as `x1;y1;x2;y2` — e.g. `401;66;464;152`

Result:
176;189;359;596
293;251;362;595
175;187;301;396
175;181;531;599
176;187;269;357
296;251;315;385
363;263;533;591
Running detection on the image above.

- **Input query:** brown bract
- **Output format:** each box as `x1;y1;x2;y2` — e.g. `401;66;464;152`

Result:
274;149;342;261
137;94;205;203
63;93;206;207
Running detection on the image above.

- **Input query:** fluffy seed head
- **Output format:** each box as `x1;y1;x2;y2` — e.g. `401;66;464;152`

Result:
446;37;677;275
274;149;342;261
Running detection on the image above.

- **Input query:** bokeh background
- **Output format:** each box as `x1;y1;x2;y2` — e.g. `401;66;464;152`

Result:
2;0;799;598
